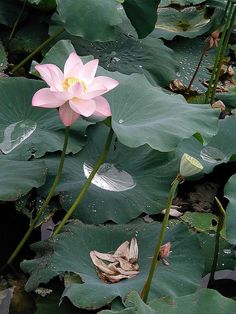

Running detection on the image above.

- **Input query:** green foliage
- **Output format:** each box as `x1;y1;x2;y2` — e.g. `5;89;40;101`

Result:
56;0;122;41
0;40;8;71
21;222;204;309
40;124;178;223
154;7;220;40
0;158;46;201
121;0;160;39
224;174;236;244
100;289;236;314
0;78;87;160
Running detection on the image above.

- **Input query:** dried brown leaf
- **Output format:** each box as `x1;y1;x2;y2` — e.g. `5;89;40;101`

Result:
129;237;138;263
114;241;129;260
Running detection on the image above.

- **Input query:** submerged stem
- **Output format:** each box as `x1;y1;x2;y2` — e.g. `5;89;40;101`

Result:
141;178;179;303
52;128;114;236
1;127;70;271
11;27;64;74
208;197;226;287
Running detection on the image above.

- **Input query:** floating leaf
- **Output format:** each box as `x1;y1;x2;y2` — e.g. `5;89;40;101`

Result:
180;212;219;232
154;7;220;40
21;222;204;309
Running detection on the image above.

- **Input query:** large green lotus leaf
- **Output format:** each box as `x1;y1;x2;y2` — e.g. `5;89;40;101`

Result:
167;37;216;92
177;116;236;174
40;124;178;224
0;77;87;160
154;7;220;40
121;0;160;39
0;158;46;201
21;222;204;309
224;174;236;244
71;32;177;87
101;289;236;314
56;0;122;41
105;72;219;151
160;0;205;6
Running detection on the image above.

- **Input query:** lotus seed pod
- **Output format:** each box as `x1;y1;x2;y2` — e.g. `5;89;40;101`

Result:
179;153;203;178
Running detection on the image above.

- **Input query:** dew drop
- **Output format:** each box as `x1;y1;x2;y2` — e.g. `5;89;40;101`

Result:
0;120;37;154
223;249;232;255
83;162;136;192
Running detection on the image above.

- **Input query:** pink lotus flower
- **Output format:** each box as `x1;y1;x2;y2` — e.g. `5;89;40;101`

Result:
32;52;119;126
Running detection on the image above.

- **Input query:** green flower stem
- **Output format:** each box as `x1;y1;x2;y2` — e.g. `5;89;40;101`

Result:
208;196;226;287
53;128;114;236
186;45;208;93
210;5;236;104
141;177;179;303
11;27;65;74
204;0;232;104
1;126;70;271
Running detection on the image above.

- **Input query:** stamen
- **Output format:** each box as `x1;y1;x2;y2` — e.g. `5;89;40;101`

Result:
63;77;87;92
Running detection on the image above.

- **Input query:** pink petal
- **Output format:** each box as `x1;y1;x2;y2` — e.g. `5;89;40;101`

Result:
93;96;111;117
82;76;119;99
81;88;107;100
35;64;64;91
59;103;80;126
79;59;99;85
32;88;66;108
68;82;83;99
89;76;119;92
69;98;96;117
64;52;83;78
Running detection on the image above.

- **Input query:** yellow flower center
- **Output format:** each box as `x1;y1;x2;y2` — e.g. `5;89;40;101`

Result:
63;77;87;93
